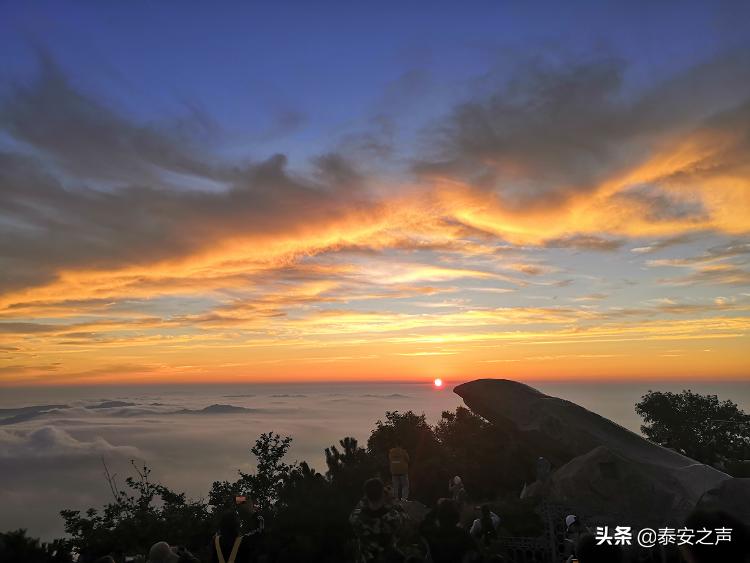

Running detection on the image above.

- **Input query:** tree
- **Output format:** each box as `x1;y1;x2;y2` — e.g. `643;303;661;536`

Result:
61;461;212;561
326;437;367;475
367;410;441;463
636;389;750;467
239;432;294;513
325;437;377;504
367;410;446;503
209;432;295;515
435;406;517;498
271;461;355;562
14;410;555;562
0;529;73;563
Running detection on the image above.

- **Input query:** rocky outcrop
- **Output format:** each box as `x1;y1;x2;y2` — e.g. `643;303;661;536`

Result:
454;379;731;521
698;477;750;525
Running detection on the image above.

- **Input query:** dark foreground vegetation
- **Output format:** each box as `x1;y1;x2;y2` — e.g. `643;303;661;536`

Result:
2;390;749;563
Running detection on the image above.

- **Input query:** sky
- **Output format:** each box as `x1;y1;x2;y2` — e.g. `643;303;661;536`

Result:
1;1;750;385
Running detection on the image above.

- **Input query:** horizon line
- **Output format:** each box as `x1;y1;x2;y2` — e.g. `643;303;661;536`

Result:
2;375;749;389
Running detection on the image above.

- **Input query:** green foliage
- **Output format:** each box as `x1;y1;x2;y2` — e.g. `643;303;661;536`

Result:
208;435;359;562
367;411;438;461
367;410;446;503
435;406;515;498
325;437;377;505
0;529;73;563
207;478;244;514
10;405;562;561
60;461;212;561
60;434;297;561
326;436;366;473
271;461;355;562
636;389;750;468
241;432;294;512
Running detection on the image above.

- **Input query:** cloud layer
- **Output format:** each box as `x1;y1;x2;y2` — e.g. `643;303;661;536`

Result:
1;381;747;541
1;51;749;384
0;384;460;539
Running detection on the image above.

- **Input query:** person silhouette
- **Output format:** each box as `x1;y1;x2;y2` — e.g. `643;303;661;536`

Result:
389;441;410;501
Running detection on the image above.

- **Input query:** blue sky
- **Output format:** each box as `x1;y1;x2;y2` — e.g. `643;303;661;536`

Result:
3;1;747;166
0;1;749;384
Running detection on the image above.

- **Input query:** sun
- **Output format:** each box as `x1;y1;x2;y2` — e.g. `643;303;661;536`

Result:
433;378;444;388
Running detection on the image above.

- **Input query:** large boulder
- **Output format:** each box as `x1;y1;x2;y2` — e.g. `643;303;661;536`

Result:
698;477;750;525
454;379;730;520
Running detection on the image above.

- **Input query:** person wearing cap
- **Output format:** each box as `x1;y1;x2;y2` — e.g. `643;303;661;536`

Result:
147;541;199;563
563;514;590;561
564;514;578;530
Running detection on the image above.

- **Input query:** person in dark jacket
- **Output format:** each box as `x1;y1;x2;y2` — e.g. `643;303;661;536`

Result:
469;504;500;545
422;499;478;563
350;477;406;563
210;510;256;563
237;496;264;540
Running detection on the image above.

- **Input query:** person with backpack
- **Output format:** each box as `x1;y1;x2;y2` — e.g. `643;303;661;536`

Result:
422;499;479;563
469;504;500;545
210;511;256;563
389;442;410;502
350;477;406;563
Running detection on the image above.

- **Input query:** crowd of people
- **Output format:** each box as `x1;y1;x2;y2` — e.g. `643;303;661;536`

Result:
346;446;750;563
84;445;749;563
349;475;503;563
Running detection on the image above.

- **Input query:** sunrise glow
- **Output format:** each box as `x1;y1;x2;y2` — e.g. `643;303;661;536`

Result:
1;4;749;387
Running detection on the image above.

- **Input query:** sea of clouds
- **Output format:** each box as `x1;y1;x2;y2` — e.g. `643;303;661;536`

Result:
0;382;462;539
2;380;748;540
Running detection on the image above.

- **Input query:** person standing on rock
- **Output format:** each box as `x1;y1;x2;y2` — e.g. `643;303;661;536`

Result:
389;441;410;501
535;456;551;482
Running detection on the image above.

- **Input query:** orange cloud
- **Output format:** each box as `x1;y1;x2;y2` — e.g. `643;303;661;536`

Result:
2;53;749;385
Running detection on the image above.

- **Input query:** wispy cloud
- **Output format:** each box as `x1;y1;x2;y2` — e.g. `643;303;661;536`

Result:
1;52;749;384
